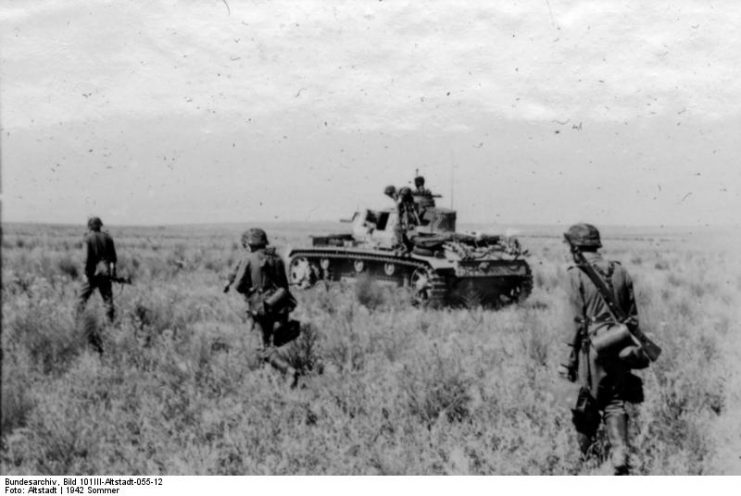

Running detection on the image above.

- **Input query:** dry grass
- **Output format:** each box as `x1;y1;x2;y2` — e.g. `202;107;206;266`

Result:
1;223;739;474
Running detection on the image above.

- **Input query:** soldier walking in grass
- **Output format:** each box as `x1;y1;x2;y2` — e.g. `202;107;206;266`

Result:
76;216;118;353
224;228;299;387
76;216;118;322
559;223;652;475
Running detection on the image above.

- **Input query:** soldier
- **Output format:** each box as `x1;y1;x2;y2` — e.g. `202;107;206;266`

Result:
413;175;435;209
76;216;117;324
396;186;418;227
383;184;398;201
559;223;648;475
224;228;299;386
384;185;418;251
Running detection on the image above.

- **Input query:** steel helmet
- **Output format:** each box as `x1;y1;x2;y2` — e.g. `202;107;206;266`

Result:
87;216;103;231
242;227;268;248
414;175;425;187
565;223;602;248
384;185;397;197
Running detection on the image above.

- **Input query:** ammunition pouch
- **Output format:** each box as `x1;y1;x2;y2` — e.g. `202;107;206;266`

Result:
571;387;600;435
273;319;301;347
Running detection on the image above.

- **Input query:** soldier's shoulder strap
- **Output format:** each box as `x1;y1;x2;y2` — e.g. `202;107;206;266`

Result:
588;258;615;282
575;263;626;322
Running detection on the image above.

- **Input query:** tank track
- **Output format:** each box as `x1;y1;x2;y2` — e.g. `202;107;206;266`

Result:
426;272;447;308
289;249;531;309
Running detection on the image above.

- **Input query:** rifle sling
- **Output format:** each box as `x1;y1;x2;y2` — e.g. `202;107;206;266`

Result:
575;262;627;324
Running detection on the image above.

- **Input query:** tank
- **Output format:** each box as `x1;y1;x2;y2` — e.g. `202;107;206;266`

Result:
288;182;532;308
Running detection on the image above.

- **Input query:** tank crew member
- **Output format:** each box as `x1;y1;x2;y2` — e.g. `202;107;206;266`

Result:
413;175;436;209
384;185;418;251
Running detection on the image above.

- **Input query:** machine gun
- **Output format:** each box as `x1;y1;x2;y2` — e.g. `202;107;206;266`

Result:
564;234;662;362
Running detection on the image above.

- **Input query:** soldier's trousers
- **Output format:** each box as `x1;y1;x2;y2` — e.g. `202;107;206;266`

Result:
575;389;630;474
252;314;294;376
76;275;115;322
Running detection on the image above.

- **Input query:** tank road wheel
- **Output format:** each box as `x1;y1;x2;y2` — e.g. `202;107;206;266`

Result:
353;260;365;273
410;268;446;308
289;257;319;289
384;263;396;276
319;258;334;281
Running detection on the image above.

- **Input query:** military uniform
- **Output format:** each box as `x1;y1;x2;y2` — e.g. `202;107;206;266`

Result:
395;187;418;251
561;224;645;475
76;217;117;323
384;185;418;251
227;228;298;385
413;175;436;209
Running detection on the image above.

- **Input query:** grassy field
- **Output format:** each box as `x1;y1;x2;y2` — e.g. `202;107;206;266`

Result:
1;222;740;475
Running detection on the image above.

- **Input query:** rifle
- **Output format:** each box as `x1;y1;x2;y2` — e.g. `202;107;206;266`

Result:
564;234;662;362
110;275;133;285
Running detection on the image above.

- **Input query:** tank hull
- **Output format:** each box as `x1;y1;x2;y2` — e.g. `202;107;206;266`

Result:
288;247;532;308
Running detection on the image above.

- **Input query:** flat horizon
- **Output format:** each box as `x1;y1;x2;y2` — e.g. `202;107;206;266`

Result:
3;219;737;241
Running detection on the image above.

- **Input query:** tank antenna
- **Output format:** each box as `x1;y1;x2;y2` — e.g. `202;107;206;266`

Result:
449;157;455;209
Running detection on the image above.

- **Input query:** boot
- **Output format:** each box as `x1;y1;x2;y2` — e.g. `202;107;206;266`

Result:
577;432;594;457
606;413;630;475
87;330;104;355
105;306;116;324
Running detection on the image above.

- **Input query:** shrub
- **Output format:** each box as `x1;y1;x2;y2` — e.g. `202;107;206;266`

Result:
116;254;141;280
284;322;322;375
654;260;670;271
401;345;472;427
1;352;35;434
355;274;385;311
57;255;79;280
5;298;84;376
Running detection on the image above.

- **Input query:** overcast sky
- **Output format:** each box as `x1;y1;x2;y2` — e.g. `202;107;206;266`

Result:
1;0;739;228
